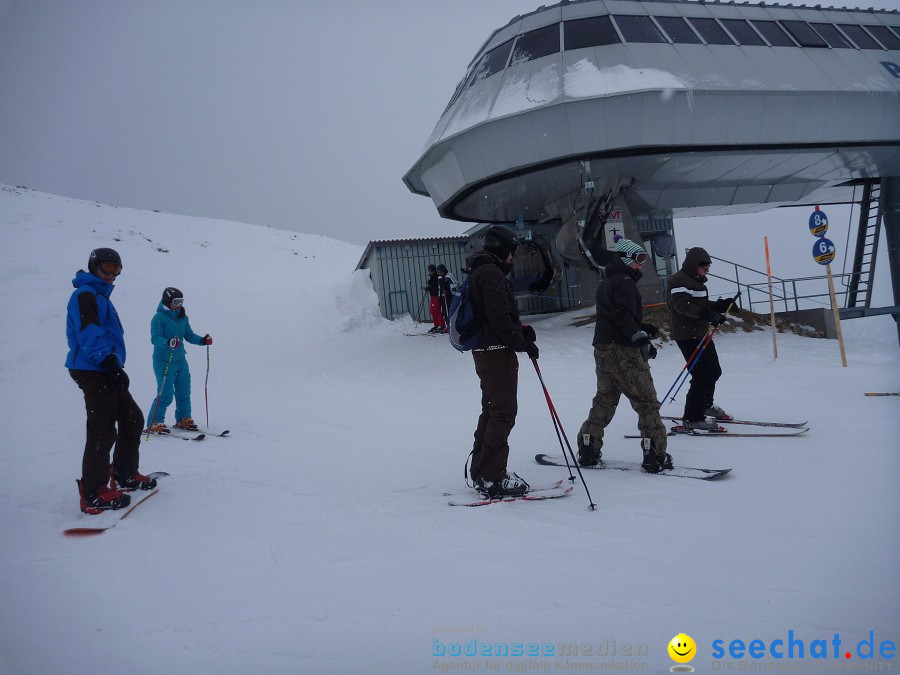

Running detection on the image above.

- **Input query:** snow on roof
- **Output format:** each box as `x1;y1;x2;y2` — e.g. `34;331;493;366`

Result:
355;235;470;270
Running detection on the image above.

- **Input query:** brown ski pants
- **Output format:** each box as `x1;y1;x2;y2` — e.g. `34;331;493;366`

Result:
470;348;518;482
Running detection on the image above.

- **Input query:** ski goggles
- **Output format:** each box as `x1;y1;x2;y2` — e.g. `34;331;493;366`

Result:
631;252;648;265
170;297;184;307
98;261;122;276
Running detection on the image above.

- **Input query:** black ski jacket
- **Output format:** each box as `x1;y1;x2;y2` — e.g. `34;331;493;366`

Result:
424;272;439;297
466;250;531;353
592;257;644;347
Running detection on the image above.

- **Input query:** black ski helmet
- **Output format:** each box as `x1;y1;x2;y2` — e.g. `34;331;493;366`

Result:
427;264;437;273
162;287;184;307
436;264;448;274
482;225;520;260
87;248;122;275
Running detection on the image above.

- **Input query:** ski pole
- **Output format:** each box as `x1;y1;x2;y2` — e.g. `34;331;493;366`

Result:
413;291;427;327
531;358;597;511
665;293;741;404
146;345;176;440
660;325;714;404
205;344;210;428
667;331;716;404
536;363;574;477
662;294;737;403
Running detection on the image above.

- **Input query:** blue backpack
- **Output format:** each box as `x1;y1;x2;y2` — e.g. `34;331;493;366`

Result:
448;277;481;352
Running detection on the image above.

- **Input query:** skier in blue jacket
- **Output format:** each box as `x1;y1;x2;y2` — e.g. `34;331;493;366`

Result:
66;247;157;514
146;287;212;433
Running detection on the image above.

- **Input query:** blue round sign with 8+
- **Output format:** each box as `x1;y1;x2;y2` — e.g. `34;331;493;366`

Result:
809;209;829;236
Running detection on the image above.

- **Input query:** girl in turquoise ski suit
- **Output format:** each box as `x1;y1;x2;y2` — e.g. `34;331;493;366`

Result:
147;289;211;429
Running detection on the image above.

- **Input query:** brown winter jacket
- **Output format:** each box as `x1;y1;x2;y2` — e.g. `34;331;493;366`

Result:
466;250;532;353
667;247;712;340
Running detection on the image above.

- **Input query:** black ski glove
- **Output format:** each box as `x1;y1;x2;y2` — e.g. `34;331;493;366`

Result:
640;322;659;338
522;324;536;342
713;297;730;312
101;354;130;390
630;330;650;347
525;342;539;361
167;337;181;348
708;311;727;327
631;330;657;361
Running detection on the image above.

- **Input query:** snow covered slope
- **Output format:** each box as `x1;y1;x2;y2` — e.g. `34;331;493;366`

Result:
0;185;897;674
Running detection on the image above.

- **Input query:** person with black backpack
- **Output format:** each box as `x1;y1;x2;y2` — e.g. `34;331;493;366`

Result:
465;225;539;498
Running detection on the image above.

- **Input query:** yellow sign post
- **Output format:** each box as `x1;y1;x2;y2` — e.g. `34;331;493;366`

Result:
808;207;847;367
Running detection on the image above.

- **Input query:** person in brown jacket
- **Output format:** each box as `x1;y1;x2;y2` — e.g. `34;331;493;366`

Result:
466;225;538;498
666;247;736;431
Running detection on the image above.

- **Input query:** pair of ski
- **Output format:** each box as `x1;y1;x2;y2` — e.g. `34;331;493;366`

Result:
63;471;171;536
144;428;230;441
622;416;809;438
445;479;574;507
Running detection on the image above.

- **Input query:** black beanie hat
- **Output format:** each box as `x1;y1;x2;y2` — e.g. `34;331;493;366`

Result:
483;225;520;260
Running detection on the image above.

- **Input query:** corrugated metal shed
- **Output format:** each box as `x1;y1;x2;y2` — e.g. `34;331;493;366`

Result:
356;237;469;321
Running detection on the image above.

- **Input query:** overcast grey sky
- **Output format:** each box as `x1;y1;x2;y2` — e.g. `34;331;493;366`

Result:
0;0;548;244
0;0;898;249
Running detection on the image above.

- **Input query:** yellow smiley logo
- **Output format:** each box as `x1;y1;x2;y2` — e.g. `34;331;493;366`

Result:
668;633;696;664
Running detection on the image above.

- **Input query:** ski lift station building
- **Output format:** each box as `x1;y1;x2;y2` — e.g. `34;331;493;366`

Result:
401;0;900;338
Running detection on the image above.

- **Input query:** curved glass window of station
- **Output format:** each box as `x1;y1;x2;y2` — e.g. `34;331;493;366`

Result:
563;15;620;50
510;23;560;64
654;16;702;44
615;15;666;43
447;12;900;109
720;19;767;47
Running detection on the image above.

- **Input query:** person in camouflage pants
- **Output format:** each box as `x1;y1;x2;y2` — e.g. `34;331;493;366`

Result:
578;343;668;459
577;239;672;473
